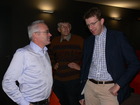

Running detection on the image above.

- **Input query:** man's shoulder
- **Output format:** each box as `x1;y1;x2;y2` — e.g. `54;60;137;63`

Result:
72;34;83;38
13;47;27;58
107;29;123;35
15;45;30;53
72;34;84;41
51;36;61;42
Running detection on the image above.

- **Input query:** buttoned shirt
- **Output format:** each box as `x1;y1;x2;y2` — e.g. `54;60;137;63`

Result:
88;27;113;81
2;41;53;105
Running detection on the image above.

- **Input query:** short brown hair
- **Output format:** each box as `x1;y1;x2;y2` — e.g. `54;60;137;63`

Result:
84;7;102;20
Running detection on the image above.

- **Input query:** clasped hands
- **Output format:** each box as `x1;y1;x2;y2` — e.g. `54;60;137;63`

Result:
54;62;80;70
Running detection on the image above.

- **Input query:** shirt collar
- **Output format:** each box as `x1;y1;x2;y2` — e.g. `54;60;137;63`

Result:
60;34;71;42
30;41;48;54
95;26;106;39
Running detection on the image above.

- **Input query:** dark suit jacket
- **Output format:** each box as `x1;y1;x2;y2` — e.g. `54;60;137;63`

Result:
79;29;140;103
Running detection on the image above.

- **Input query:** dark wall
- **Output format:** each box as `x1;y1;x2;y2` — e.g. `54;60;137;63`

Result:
0;7;12;57
0;5;14;105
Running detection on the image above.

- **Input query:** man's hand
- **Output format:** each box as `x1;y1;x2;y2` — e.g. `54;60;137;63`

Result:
68;62;80;70
79;99;86;105
54;63;59;70
109;84;120;96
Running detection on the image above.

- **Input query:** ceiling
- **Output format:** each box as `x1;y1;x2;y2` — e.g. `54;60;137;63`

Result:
1;0;140;11
75;0;140;10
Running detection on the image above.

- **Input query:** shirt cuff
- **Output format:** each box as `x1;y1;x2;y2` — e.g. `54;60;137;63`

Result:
19;99;30;105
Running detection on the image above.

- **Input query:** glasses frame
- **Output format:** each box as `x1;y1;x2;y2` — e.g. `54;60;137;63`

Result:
35;30;50;34
87;20;99;27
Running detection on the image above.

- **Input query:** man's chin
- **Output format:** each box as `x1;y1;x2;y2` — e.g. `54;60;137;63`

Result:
46;41;51;45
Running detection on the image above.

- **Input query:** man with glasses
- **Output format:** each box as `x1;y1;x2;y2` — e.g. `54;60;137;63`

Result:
79;7;140;105
49;20;84;105
2;20;53;105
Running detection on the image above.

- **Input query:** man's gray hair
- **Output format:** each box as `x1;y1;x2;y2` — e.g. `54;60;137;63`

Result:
28;20;45;40
57;21;71;29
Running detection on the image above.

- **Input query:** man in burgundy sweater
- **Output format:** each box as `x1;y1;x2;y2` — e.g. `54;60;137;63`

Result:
49;20;84;105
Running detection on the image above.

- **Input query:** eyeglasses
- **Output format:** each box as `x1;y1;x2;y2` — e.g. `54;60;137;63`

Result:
87;20;99;27
36;30;50;34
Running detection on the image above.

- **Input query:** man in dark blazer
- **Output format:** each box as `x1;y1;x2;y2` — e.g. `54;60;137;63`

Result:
79;7;140;105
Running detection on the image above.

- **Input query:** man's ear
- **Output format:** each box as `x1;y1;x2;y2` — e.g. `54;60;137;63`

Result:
32;32;38;40
101;18;104;25
57;27;60;32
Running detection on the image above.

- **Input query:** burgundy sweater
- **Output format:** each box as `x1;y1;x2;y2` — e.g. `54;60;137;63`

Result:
49;35;84;81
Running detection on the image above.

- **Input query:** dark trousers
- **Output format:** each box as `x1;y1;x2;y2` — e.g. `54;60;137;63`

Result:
53;79;81;105
31;103;49;105
30;99;49;105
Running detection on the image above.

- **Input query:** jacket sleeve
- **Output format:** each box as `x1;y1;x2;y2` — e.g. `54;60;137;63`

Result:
115;33;140;88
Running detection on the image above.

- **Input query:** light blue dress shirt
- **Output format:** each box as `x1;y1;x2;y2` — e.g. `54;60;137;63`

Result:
2;41;53;105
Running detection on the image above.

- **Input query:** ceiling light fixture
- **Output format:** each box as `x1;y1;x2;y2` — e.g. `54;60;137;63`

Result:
111;17;122;21
42;10;54;14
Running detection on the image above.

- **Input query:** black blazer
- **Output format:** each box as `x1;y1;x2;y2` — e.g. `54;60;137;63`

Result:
79;29;140;103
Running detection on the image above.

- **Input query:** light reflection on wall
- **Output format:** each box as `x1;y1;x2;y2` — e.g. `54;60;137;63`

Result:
38;1;54;11
109;8;121;20
35;0;55;23
107;2;136;9
36;0;62;13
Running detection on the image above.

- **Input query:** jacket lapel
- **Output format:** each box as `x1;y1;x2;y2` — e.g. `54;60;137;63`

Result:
106;29;114;72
